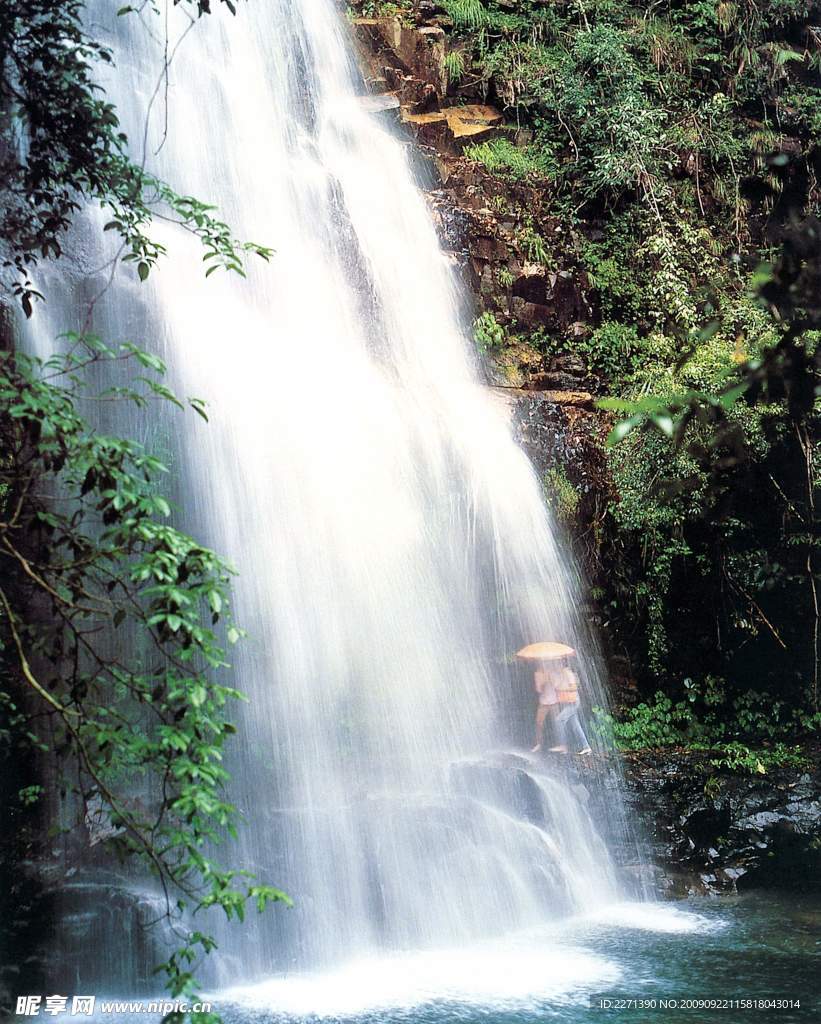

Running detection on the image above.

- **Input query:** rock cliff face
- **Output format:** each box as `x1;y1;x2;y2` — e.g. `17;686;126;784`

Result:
622;751;821;898
348;7;597;384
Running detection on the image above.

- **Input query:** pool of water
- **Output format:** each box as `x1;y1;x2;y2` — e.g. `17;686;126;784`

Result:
215;894;819;1024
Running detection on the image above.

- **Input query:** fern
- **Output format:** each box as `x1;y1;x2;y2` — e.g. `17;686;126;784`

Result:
518;224;551;266
473;311;505;351
444;49;466;84
465;138;557;181
444;0;488;31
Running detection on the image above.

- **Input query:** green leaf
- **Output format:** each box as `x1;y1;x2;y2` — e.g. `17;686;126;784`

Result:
651;413;674;437
190;684;207;707
607;415;641;446
719;382;749;409
696;319;721;342
189;397;210;422
750;262;774;289
596;397;639;412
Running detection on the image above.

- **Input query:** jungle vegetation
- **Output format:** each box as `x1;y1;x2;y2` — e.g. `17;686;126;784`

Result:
436;0;821;765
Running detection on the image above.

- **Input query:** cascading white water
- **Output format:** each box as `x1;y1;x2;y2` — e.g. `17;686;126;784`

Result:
27;0;642;994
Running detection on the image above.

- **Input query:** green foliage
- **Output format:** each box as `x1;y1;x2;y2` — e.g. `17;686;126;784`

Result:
543;321;662;385
595;679;819;771
107;181;274;285
0;339;289;1015
593;693;700;750
443;0;821;745
599;220;819;698
465;138;557;181
498;266;514;289
543;467;580;525
586;322;651;381
710;741;808;775
0;0;272;316
443;0;489;31
451;0;820;212
473;311;505;351
0;1;282;1015
352;0;414;18
444;50;466;85
517;222;553;266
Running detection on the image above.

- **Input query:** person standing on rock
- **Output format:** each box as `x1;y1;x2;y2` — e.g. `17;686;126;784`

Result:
530;662;561;752
516;641;592;755
553;656;592;755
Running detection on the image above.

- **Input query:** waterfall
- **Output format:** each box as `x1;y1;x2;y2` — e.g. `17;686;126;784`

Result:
26;0;641;995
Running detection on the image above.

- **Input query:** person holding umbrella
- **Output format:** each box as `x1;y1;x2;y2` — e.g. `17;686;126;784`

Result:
516;642;592;755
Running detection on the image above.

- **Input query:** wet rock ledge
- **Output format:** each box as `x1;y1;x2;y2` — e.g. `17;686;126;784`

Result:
621;750;821;897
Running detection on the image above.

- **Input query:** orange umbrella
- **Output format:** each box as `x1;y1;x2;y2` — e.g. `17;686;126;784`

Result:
515;641;576;661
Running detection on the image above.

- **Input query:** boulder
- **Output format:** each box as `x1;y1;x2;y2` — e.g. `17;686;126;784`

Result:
533;390;595;410
402;110;454;155
353;17;447;97
512;263;551;305
448;753;550;827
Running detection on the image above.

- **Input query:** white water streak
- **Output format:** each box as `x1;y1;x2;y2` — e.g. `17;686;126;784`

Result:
26;0;641;989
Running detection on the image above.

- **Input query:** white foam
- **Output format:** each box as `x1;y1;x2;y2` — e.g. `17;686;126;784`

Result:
219;942;621;1016
217;904;726;1017
581;901;728;935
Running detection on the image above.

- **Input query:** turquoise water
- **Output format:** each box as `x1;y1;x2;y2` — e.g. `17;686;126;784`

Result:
217;894;819;1024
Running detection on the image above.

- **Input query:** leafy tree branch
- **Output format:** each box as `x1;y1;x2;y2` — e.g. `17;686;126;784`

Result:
0;339;289;1018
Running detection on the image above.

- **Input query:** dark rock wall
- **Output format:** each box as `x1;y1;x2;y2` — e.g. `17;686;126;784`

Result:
622;752;821;897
